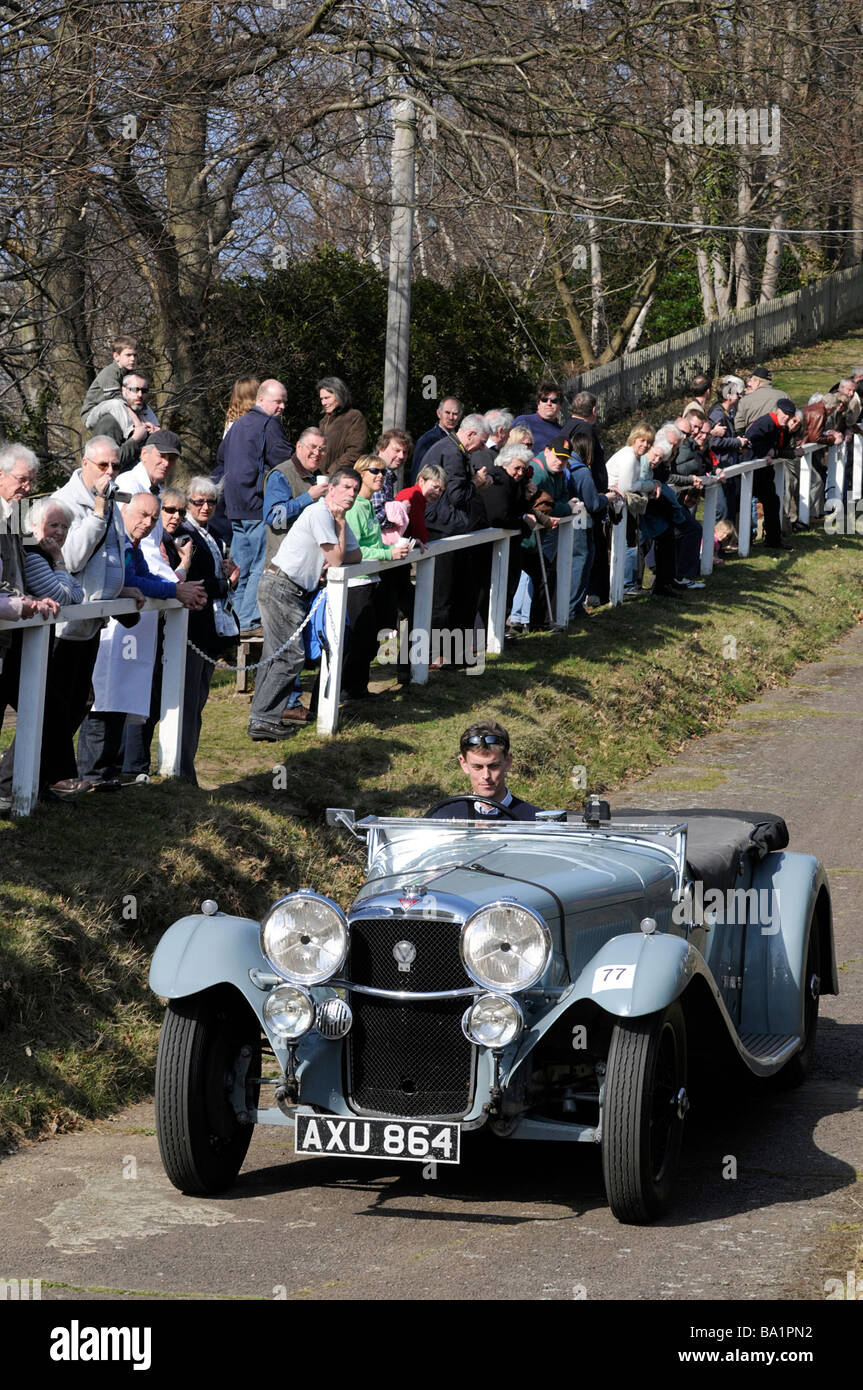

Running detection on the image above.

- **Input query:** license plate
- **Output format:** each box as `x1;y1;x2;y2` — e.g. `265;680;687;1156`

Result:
295;1111;460;1164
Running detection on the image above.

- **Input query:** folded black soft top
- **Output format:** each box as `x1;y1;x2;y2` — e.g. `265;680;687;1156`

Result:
613;808;789;895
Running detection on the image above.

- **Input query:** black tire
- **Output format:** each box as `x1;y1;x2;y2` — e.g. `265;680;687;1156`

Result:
778;923;821;1088
155;987;261;1195
602;1001;688;1224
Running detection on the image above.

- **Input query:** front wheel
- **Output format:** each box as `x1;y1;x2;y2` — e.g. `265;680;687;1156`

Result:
155;987;261;1195
602;1001;688;1224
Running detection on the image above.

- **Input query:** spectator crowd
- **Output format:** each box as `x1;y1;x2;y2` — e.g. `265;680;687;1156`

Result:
1;333;862;806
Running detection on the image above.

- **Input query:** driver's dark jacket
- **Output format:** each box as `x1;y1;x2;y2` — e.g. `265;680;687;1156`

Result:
428;794;539;821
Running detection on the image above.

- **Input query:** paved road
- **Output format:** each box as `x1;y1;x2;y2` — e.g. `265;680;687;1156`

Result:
2;629;862;1305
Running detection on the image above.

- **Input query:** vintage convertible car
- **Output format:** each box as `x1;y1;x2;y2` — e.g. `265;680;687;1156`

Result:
149;798;836;1223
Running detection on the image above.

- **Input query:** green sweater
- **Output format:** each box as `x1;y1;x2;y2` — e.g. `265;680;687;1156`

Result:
345;495;392;561
521;457;570;553
530;458;571;516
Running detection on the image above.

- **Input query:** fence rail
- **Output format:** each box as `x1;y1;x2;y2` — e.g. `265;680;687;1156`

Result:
564;264;863;418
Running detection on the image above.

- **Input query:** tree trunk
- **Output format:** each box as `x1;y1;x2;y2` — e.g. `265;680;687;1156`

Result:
734;149;753;308
544;213;596;368
695;232;718;320
600;242;669;362
760;188;787;302
40;2;93;466
712;249;731;317
625;293;655;353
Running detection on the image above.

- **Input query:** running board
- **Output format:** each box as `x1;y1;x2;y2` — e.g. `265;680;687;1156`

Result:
737;1032;799;1068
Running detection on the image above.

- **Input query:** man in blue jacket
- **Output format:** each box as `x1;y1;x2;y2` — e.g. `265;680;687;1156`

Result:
215;378;292;634
411;396;462;480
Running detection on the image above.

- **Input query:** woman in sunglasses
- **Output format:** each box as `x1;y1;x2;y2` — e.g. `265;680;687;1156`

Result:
510;381;565;454
341;454;411;700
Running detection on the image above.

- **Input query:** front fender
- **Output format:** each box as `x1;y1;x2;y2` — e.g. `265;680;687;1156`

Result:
149;913;266;1017
148;914;350;1105
507;930;709;1080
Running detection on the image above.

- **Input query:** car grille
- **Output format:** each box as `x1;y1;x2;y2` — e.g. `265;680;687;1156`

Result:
346;916;474;1118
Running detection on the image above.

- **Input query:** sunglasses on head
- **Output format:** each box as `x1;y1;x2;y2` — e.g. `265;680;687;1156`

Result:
162;506;186;516
461;733;508;751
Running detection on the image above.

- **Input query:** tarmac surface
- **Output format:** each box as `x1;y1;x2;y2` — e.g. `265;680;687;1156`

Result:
1;625;862;1307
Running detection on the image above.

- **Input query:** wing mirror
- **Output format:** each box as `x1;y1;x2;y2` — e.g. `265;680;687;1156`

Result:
326;807;361;839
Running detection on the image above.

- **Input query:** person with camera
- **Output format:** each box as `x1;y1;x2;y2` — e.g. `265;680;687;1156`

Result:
428;719;541;820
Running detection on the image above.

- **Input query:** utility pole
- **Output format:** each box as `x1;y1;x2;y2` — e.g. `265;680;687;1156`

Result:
381;97;416;431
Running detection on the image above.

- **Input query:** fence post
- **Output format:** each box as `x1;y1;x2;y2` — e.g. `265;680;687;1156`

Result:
157;605;189;777
411;551;435;685
773;460;787;533
317;573;348;735
700;485;718;576
798;449;812;526
10;623;51;817
555;516;574;627
609;509;627;605
834;440;847;502
825;444;838;504
738;468;754;557
487;535;509;655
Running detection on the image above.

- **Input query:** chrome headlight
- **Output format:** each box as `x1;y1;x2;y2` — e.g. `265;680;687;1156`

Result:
260;892;348;985
460;901;551;994
462;993;523;1048
263;983;315;1040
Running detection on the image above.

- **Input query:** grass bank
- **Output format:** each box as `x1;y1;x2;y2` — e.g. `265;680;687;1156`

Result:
2;524;863;1149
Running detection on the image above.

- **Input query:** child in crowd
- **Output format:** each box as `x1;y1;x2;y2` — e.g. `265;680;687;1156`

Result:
80;336;138;428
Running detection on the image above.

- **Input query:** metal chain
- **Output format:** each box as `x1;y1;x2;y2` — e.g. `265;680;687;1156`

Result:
185;588;326;671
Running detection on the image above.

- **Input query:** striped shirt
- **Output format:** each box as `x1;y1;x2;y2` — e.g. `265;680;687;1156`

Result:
24;550;84;605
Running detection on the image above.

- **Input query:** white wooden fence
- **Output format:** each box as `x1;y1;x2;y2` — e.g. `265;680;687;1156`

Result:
0;598;188;818
317;518;581;735
608;436;863;604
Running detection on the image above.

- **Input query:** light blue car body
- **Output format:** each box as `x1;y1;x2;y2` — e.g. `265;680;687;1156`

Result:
150;810;836;1146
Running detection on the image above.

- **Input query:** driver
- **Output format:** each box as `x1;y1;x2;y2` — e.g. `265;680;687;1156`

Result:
429;719;541;820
